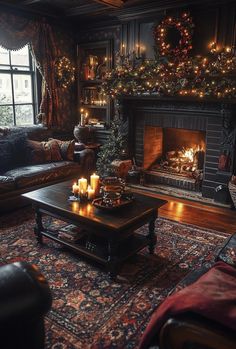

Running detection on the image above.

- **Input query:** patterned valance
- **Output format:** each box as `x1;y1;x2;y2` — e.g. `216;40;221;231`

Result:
0;13;59;128
0;13;38;50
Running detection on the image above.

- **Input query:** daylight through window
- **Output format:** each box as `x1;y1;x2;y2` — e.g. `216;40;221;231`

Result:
0;44;38;126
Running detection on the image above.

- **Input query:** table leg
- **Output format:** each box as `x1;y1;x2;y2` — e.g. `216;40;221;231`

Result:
108;239;118;279
148;210;157;254
34;208;43;244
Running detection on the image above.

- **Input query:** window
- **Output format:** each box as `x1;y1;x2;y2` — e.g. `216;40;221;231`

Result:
0;44;38;126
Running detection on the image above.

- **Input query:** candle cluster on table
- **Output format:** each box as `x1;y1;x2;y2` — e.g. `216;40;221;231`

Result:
72;173;100;201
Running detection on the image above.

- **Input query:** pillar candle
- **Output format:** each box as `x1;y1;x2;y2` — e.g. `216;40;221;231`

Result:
78;178;87;193
87;185;95;200
90;173;100;196
80;188;86;200
72;182;79;196
80;113;85;126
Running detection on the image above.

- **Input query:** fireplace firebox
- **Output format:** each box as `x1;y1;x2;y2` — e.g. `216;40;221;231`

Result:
121;97;236;204
143;127;206;191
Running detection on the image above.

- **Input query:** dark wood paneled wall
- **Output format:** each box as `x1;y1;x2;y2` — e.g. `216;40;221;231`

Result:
77;1;236;62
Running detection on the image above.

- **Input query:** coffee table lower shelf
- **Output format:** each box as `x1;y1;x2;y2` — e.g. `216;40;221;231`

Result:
41;229;149;270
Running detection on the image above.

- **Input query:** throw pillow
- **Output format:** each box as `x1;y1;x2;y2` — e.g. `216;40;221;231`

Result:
43;139;63;162
27;139;63;164
26;140;44;164
11;133;28;166
49;138;75;161
0;130;28;172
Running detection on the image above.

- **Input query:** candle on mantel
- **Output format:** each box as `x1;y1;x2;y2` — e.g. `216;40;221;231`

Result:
80;108;85;126
78;177;87;193
121;43;126;55
90;173;100;196
72;182;79;196
87;185;95;200
85;112;88;124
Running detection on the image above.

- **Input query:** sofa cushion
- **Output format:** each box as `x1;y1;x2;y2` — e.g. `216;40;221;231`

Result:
27;139;63;164
4;161;81;189
0;176;16;194
49;139;75;161
0;130;28;173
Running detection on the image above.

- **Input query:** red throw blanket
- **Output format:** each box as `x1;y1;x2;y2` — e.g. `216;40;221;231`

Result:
139;261;236;349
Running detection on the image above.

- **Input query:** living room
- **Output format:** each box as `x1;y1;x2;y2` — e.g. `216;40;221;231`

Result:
0;0;236;348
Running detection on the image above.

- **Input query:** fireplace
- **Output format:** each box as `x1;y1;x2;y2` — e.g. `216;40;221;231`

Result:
143;127;206;191
121;97;236;203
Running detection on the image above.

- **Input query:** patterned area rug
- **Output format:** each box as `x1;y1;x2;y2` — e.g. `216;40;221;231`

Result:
0;208;228;349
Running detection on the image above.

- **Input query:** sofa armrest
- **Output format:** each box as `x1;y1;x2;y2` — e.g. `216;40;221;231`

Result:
74;148;96;176
159;314;236;349
0;261;52;323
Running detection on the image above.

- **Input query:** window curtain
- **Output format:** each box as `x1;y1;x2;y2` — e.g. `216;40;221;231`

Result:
0;13;60;128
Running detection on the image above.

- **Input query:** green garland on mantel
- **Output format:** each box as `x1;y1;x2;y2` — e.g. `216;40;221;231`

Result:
102;12;236;100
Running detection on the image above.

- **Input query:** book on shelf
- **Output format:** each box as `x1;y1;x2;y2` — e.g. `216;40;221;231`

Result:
92;123;105;128
88;118;106;128
58;224;84;243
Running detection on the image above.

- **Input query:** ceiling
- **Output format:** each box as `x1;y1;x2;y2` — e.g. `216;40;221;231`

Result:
0;0;152;24
0;0;229;27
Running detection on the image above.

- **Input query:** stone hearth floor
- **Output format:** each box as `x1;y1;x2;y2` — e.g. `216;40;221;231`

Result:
129;183;231;208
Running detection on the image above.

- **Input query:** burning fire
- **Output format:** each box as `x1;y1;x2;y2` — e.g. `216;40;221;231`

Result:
158;144;205;175
182;147;194;162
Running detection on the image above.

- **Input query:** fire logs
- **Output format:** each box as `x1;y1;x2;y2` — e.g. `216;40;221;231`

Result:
157;147;205;177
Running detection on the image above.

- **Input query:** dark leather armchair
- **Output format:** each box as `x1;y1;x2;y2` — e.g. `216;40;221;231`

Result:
139;258;236;349
0;262;52;349
159;313;236;349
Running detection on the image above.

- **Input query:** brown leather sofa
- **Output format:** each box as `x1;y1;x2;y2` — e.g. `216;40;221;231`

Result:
0;126;95;213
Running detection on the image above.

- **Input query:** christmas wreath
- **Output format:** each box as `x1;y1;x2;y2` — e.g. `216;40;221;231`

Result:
154;12;194;60
55;56;75;88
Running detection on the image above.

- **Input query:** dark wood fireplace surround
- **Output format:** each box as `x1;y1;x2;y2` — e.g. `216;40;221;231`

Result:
121;97;236;204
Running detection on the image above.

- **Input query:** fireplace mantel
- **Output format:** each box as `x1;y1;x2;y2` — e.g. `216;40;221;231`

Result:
120;95;236;114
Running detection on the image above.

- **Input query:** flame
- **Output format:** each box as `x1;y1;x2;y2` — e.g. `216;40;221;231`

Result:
182;148;194;162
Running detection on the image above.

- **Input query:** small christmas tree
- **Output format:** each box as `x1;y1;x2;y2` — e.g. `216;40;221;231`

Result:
96;115;126;177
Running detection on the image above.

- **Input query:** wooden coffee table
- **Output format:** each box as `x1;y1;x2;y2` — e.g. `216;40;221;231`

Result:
23;180;167;278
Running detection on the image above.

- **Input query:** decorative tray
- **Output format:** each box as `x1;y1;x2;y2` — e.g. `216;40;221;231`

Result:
92;196;133;211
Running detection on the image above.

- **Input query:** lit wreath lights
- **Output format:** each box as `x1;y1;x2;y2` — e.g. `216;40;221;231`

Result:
154;12;194;60
55;56;75;89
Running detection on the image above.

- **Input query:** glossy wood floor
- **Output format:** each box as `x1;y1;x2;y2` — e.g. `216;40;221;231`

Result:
133;188;236;235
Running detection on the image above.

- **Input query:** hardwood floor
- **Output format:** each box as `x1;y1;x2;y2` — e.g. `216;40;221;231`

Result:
132;188;236;235
2;189;235;235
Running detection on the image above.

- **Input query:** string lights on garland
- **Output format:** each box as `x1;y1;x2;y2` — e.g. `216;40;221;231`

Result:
55;56;75;89
102;12;236;100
